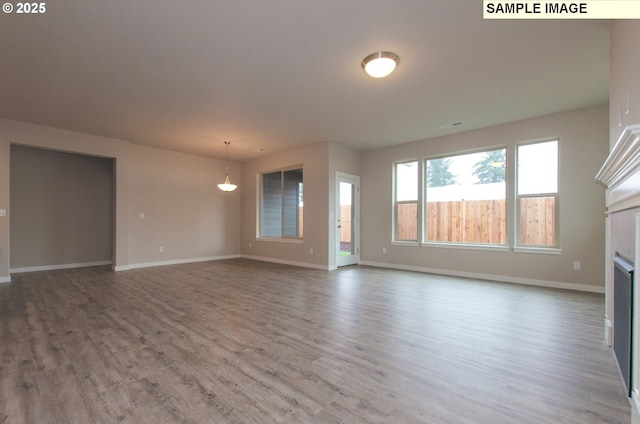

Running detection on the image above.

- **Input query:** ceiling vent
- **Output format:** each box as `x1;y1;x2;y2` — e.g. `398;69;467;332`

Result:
440;121;464;129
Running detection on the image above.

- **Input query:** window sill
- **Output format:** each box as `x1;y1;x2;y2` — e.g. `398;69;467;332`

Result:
513;247;561;255
256;237;303;244
391;241;419;247
420;242;510;252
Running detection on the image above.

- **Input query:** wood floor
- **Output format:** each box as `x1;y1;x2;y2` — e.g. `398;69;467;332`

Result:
0;259;632;423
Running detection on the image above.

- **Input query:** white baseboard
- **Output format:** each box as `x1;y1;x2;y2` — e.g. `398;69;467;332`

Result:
10;257;603;295
10;260;113;274
358;260;605;293
632;390;640;424
128;254;241;270
113;265;131;271
241;254;330;270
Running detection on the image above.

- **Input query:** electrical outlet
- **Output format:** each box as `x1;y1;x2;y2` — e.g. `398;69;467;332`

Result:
0;209;6;217
249;242;252;248
309;248;314;254
382;247;387;254
139;212;145;219
573;261;581;270
159;246;164;253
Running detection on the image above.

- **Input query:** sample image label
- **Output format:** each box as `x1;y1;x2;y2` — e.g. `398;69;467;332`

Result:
483;1;640;19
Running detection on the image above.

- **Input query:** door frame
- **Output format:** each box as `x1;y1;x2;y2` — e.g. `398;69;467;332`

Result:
336;172;360;267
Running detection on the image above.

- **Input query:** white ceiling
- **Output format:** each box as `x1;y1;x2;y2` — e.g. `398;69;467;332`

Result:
0;1;610;162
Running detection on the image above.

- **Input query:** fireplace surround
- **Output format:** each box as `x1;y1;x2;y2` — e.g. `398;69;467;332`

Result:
596;123;640;402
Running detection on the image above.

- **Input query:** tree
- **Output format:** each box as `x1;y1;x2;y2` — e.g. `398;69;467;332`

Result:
427;158;456;187
472;150;505;184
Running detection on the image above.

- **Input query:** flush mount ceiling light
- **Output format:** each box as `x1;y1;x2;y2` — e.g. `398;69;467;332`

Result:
362;51;400;78
217;141;238;192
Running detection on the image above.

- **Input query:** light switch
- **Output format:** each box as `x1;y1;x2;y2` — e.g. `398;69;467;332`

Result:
139;212;145;219
0;209;6;217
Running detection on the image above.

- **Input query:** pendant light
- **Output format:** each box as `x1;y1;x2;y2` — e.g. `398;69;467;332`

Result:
217;141;238;192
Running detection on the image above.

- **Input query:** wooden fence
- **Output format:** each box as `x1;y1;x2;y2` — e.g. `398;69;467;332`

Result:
519;196;556;246
340;205;352;243
299;207;303;238
397;203;418;241
425;199;505;243
398;197;555;245
303;198;554;246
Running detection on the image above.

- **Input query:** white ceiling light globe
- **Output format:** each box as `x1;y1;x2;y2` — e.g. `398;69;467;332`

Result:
362;51;400;78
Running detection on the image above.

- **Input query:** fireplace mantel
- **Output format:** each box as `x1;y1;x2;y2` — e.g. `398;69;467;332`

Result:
597;124;640;212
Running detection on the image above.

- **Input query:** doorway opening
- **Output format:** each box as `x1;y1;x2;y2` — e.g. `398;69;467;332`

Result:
10;145;115;272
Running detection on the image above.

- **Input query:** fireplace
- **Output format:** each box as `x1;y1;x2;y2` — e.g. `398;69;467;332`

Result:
596;124;640;401
614;254;634;396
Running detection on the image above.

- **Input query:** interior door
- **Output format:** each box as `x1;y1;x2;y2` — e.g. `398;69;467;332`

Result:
336;173;360;267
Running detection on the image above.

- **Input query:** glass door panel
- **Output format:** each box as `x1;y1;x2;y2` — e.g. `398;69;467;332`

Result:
336;173;359;267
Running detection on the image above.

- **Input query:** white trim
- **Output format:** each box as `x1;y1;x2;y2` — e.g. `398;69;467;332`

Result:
605;215;613;347
513;247;562;255
606;196;640;214
113;265;131;271
241;254;330;271
605;318;613;347
391;241;419;247
359;260;604;293
0;275;11;284
632;390;640;424
596;123;640;187
596;123;640;210
255;237;304;244
421;242;509;252
336;172;361;268
128;254;241;270
10;260;113;274
633;212;640;401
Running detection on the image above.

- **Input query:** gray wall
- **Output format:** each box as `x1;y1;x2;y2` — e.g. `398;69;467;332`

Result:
0;105;609;289
127;143;241;265
241;143;329;268
10;145;114;269
0;118;242;280
240;141;361;270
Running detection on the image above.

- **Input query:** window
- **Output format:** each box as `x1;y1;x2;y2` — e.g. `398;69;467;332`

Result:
394;161;418;241
260;168;303;239
425;148;506;245
516;140;558;248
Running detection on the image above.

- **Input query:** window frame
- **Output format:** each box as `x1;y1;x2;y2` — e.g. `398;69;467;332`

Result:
514;139;560;251
392;160;420;244
389;139;562;254
422;147;508;248
258;165;304;241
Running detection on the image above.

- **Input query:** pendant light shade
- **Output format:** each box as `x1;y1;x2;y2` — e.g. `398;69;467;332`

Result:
362;51;400;78
217;174;237;192
217;141;237;192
